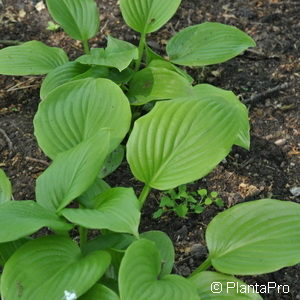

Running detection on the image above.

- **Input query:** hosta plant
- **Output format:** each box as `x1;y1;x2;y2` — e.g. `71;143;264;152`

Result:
0;77;300;299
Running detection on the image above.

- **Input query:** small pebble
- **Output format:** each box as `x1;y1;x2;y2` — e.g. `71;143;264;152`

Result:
274;138;286;146
191;244;207;258
290;187;300;197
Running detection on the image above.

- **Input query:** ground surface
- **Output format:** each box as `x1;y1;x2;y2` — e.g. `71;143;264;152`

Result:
0;0;299;299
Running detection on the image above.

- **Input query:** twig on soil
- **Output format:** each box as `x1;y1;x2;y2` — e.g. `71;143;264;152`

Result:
245;48;280;59
243;82;292;104
25;156;50;167
0;128;13;151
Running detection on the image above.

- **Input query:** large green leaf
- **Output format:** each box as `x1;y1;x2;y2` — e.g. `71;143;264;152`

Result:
206;199;300;275
34;78;131;159
189;271;262;299
46;0;99;41
0;169;11;203
40;62;90;100
119;239;198;300
128;67;193;105
0;236;111;300
62;188;140;237
167;22;256;66
127;95;247;190
79;284;120;300
120;0;181;34
77;177;110;209
193;84;249;149
0;201;72;243
0;41;68;75
77;36;138;71
141;231;174;277
36;131;109;212
0;238;30;266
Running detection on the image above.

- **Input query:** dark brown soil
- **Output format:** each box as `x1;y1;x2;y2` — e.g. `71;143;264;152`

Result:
0;0;299;299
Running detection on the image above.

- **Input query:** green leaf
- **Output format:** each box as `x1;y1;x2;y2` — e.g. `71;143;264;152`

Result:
194;204;204;214
0;169;12;203
100;145;125;179
0;236;111;300
119;239;198;300
40;62;90;100
174;204;188;217
198;189;207;197
193;84;250;149
46;0;99;41
79;284;120;300
62;187;141;237
77;36;138;71
0;238;30;266
77;178;110;209
141;230;174;277
128;67;193;105
0;41;68;75
120;0;181;34
0;201;72;243
36;131;109;212
167;22;256;66
145;45;165;63
204;198;213;205
108;67;134;84
190;271;262;299
215;198;224;208
206;199;300;275
160;196;174;207
210;191;218;198
149;59;194;84
34;78;131;159
127;94;246;190
153;208;164;219
72;65;110;80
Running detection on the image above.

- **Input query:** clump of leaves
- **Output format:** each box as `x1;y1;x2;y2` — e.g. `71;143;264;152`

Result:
153;185;224;218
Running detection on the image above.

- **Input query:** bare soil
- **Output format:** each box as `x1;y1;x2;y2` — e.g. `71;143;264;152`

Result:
0;0;299;299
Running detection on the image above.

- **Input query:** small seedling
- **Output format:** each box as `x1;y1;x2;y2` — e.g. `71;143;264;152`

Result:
153;185;224;219
46;21;60;31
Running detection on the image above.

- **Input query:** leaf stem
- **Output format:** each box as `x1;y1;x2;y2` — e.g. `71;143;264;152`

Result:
138;184;151;209
82;39;90;54
135;32;146;71
189;257;212;277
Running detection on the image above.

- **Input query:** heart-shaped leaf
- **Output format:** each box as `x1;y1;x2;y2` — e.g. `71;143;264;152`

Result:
119;239;198;300
141;231;174;277
36;131;110;212
46;0;99;41
167;22;256;66
34;78;131;159
0;41;68;75
120;0;181;34
206;199;300;275
127;94;248;190
0;201;72;243
0;169;11;203
0;236;111;300
77;36;138;71
190;271;262;299
62;187;140;237
40;62;90;99
79;284;120;300
128;67;193;105
193;84;250;149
